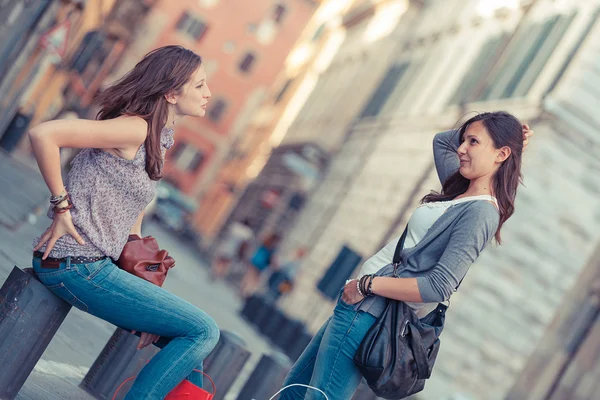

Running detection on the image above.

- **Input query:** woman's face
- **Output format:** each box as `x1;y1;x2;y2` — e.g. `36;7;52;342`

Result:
173;64;211;118
457;121;509;180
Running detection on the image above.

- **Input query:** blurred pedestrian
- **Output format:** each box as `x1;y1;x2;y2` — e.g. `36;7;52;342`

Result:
211;218;254;280
28;45;220;399
279;113;534;400
265;246;307;301
240;232;281;297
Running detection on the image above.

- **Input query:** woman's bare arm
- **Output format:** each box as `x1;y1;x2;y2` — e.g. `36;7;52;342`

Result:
130;211;144;237
28;116;147;196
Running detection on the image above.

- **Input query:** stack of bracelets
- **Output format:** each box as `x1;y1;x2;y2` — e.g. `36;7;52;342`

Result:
49;190;73;214
356;274;375;298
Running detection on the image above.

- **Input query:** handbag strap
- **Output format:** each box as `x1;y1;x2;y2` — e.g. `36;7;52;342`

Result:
392;226;408;276
391;225;465;290
406;323;432;379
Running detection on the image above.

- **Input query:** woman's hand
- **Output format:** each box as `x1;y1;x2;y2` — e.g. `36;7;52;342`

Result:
131;330;161;349
523;124;534;150
33;210;86;259
341;279;364;305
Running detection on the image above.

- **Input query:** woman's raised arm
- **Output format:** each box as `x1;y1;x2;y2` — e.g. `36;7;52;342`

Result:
432;129;461;186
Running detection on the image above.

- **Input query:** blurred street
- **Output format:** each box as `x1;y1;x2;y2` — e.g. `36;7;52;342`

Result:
0;153;272;399
2;0;600;399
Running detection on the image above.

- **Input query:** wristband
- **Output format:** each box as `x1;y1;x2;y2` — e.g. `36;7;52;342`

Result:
356;279;365;297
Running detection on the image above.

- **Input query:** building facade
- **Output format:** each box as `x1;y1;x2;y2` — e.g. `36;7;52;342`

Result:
199;0;420;247
108;0;317;220
272;0;600;399
0;0;157;160
192;0;355;243
0;0;79;151
505;243;600;400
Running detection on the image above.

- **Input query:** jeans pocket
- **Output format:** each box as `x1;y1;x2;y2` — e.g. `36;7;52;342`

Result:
75;258;114;285
46;282;89;312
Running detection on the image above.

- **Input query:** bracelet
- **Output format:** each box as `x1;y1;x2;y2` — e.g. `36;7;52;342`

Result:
356;279;365;297
360;275;369;297
50;189;68;205
55;203;73;214
367;275;374;296
359;275;372;298
53;194;73;213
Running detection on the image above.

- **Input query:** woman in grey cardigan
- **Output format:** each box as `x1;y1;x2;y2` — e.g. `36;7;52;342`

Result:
279;111;533;400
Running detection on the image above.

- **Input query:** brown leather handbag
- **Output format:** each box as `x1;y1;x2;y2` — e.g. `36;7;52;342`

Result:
115;234;175;287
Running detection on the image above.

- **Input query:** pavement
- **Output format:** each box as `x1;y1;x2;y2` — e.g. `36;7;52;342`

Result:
0;152;275;400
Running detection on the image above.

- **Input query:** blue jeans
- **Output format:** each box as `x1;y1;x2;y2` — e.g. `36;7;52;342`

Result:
32;256;220;400
279;292;377;400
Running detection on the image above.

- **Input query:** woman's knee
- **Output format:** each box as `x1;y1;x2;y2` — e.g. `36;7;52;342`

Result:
186;309;220;347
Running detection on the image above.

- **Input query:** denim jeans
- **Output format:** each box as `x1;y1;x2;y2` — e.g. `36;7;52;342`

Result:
279;292;377;400
32;256;220;400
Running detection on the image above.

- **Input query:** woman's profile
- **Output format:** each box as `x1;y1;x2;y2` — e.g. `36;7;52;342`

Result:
28;45;218;399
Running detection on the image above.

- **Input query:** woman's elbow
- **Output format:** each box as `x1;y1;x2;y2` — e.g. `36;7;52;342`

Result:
418;277;454;303
28;124;47;142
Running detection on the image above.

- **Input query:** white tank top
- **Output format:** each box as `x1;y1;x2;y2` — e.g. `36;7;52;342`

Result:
356;195;498;317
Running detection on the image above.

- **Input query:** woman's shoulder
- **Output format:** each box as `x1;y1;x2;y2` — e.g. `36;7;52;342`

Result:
118;115;148;139
461;200;500;227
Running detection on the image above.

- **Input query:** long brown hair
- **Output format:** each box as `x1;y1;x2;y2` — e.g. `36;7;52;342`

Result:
422;111;523;243
95;45;202;180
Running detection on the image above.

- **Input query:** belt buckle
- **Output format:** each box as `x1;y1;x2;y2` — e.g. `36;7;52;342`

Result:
40;259;61;269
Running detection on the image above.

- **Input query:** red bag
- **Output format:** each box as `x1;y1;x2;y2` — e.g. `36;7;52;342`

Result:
113;369;215;400
115;234;175;287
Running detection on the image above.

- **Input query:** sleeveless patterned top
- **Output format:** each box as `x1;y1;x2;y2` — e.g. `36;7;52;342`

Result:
33;127;175;260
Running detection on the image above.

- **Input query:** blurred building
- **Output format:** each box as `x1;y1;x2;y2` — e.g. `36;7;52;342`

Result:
108;0;317;225
0;0;156;156
214;142;328;247
195;0;357;245
256;0;600;399
198;0;419;247
0;0;83;151
505;243;600;400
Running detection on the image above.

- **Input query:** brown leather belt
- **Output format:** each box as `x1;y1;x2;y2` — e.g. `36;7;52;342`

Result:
34;251;108;269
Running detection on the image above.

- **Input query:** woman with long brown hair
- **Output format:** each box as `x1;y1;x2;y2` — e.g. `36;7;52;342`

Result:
28;45;218;399
280;111;534;399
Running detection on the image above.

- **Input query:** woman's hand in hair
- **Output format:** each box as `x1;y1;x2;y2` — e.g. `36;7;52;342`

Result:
34;210;86;259
522;124;534;150
341;279;364;305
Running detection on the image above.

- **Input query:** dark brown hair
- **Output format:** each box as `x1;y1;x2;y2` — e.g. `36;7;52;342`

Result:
422;111;523;243
95;45;202;180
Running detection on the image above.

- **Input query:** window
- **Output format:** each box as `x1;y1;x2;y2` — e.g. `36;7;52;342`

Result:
188;151;205;173
317;246;363;300
274;78;294;104
238;52;256;73
173;143;205;173
360;63;409;118
478;13;576;101
272;3;286;24
510;13;576;97
547;8;600;94
311;23;325;42
208;98;228;122
447;34;510;105
176;12;208;40
170;142;186;160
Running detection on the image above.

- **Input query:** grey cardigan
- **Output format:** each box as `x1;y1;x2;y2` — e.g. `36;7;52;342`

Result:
355;130;500;317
